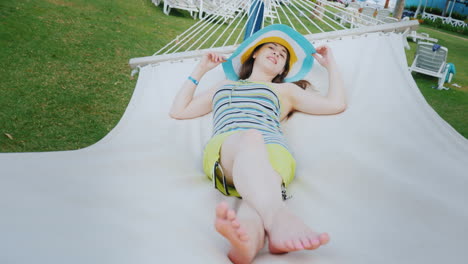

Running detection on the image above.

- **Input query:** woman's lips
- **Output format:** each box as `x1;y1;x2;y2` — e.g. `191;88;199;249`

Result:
267;56;277;64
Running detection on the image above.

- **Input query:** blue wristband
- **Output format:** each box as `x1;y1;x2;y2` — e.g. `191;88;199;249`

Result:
188;76;199;85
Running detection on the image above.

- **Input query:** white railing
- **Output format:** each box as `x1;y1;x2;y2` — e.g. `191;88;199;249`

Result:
422;12;467;28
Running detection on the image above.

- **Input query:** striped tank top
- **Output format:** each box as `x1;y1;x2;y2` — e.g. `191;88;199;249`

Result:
211;80;290;151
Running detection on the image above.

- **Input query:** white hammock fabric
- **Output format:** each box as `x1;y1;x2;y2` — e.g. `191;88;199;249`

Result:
1;32;467;263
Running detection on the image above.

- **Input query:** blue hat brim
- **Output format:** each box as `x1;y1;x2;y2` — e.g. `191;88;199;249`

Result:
223;24;316;83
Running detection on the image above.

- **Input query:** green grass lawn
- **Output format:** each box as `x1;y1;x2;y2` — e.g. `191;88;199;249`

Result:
0;0;466;152
0;0;197;152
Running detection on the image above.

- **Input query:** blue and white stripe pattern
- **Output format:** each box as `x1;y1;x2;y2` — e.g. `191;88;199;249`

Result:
212;80;289;150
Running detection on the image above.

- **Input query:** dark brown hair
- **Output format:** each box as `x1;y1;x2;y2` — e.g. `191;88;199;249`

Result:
238;43;311;90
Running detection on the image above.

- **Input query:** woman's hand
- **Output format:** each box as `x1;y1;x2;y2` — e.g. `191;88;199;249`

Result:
312;45;337;70
197;52;227;73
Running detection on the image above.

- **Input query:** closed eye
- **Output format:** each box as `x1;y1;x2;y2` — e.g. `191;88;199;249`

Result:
268;44;287;58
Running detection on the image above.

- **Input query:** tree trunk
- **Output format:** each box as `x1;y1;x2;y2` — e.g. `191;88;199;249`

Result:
442;0;450;17
384;0;390;9
393;0;405;20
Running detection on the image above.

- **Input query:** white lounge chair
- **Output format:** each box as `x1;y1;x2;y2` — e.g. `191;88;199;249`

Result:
198;0;238;20
336;6;360;28
409;42;449;90
348;2;361;10
264;0;280;23
408;30;438;43
361;6;375;18
163;0;199;19
359;6;377;26
382;16;398;23
375;9;391;22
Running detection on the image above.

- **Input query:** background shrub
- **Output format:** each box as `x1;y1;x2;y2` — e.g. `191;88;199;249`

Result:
421;17;468;35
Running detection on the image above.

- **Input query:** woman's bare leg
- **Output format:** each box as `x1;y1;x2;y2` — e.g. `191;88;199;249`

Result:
217;129;329;256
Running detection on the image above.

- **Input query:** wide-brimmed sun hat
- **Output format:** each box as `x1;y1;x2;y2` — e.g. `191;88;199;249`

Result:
223;24;316;83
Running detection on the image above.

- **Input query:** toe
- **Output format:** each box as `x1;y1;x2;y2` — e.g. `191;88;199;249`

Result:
300;237;311;249
310;239;320;250
227;209;236;221
236;228;246;236
231;220;240;228
319;233;330;245
216;202;229;219
293;240;304;250
286;240;295;251
236;228;249;241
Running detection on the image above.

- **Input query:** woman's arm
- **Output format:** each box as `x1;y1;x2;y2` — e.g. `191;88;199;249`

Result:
169;53;226;120
289;46;347;115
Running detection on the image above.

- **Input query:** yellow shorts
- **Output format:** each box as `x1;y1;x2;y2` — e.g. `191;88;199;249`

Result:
202;130;296;198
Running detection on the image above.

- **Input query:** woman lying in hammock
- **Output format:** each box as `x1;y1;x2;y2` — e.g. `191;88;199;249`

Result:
169;24;346;264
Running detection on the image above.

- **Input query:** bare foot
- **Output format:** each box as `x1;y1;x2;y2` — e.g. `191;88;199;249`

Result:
215;202;258;264
265;206;330;254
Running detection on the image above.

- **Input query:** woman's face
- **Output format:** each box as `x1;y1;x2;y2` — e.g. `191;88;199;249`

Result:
253;43;289;75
